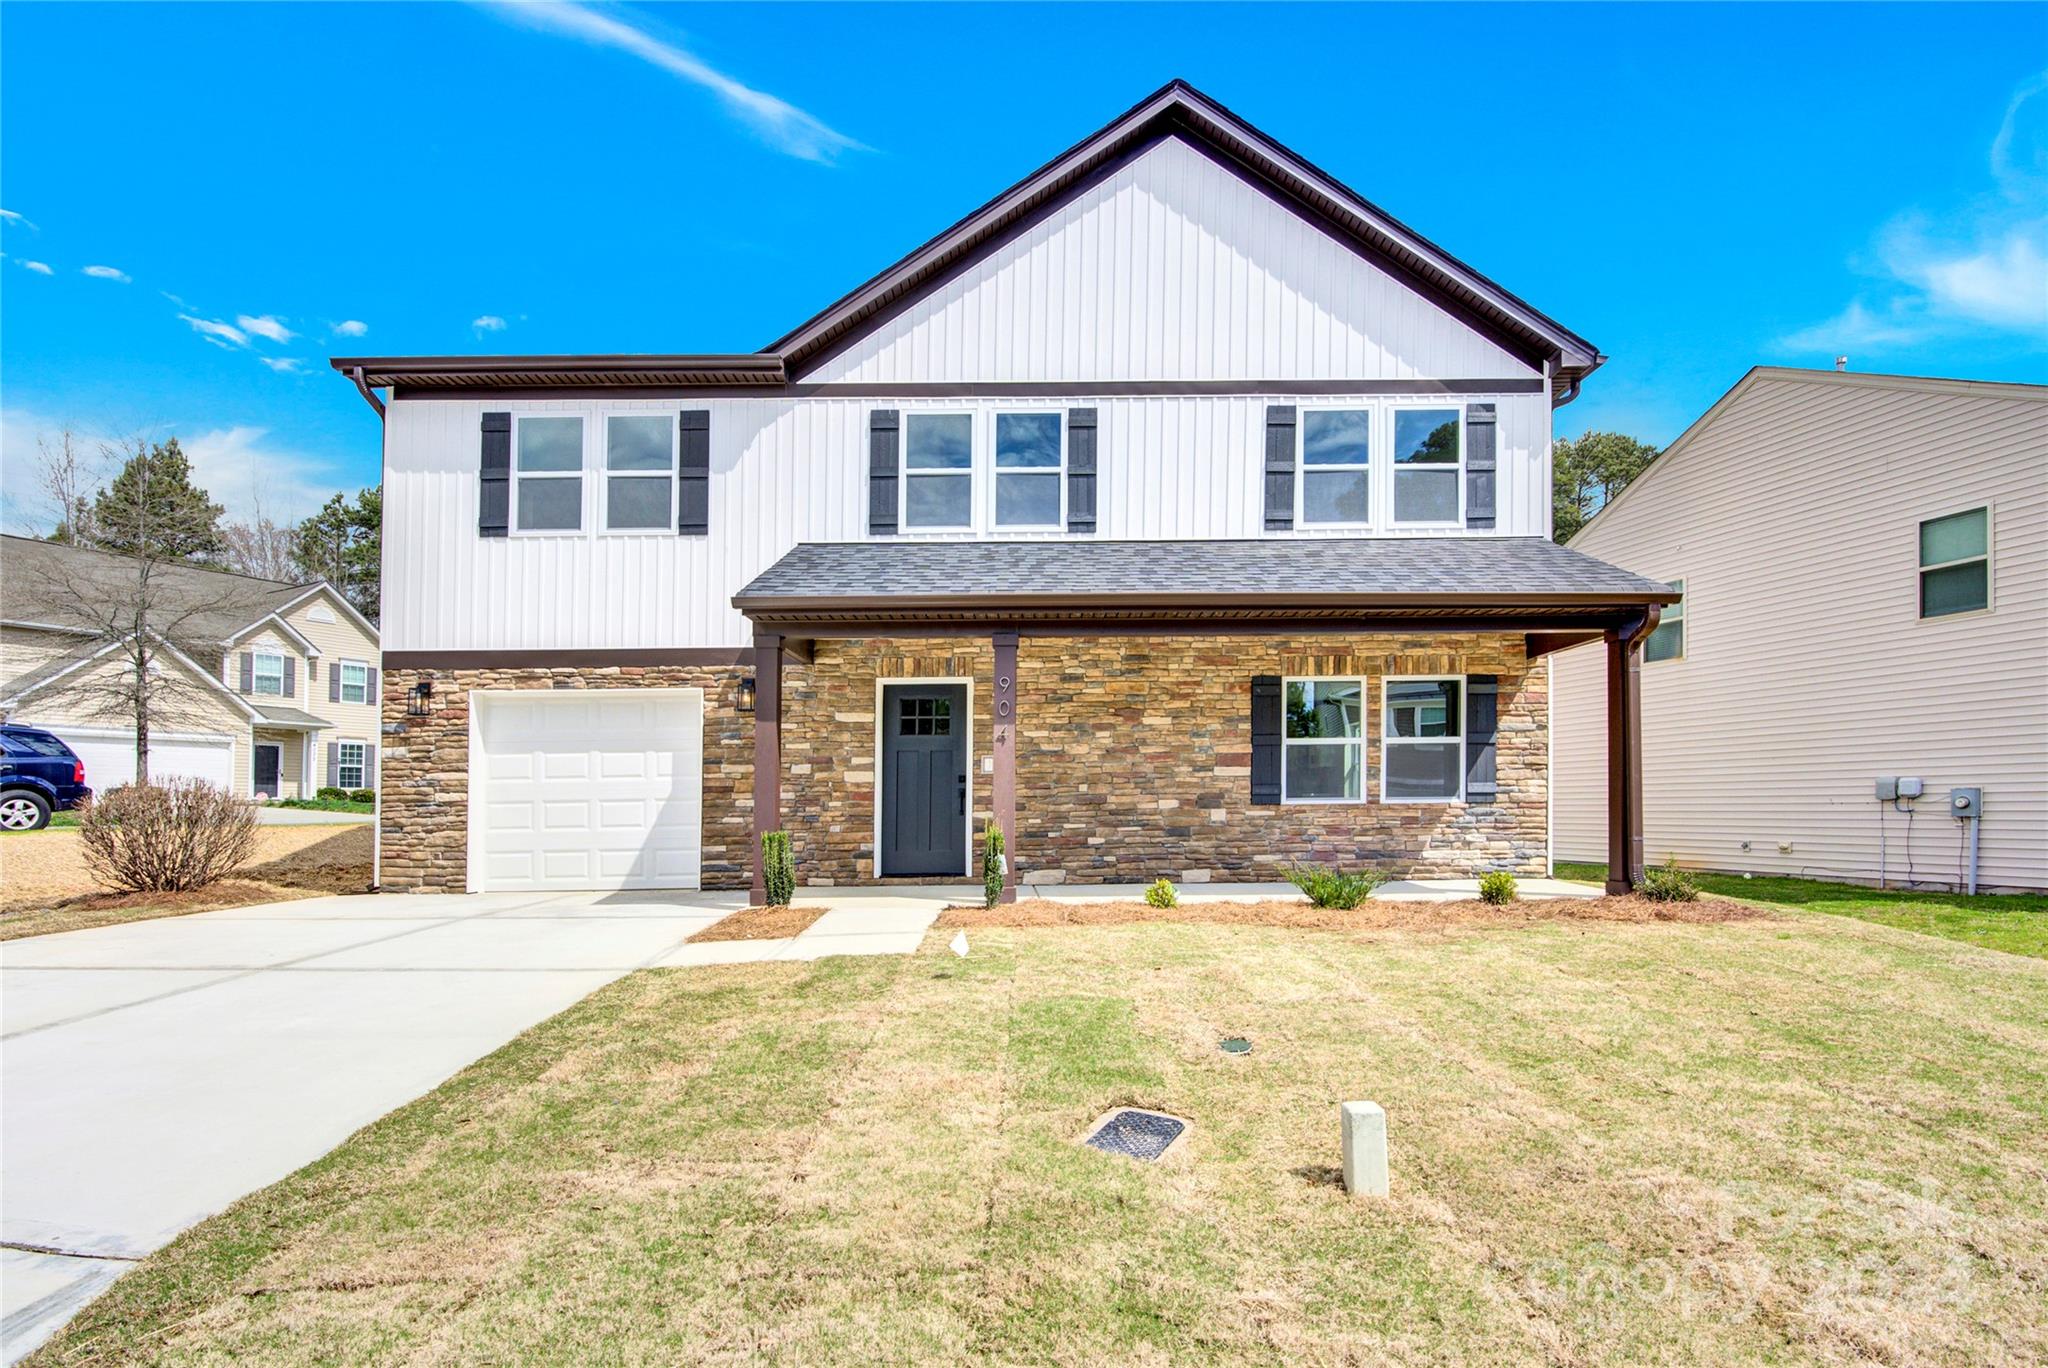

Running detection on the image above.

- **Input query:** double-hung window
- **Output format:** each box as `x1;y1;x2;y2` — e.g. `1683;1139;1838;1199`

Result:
252;649;285;697
1391;407;1461;525
1383;677;1463;801
1918;507;1989;618
513;415;585;532
1283;678;1364;801
1299;409;1372;525
994;412;1063;528
605;414;675;531
337;741;367;790
1646;579;1685;662
339;661;371;705
903;413;973;530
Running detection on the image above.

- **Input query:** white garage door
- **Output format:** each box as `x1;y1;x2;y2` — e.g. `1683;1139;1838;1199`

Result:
41;727;235;793
472;689;704;893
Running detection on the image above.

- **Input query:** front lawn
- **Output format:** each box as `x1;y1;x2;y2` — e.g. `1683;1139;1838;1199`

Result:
33;910;2047;1365
1557;862;2048;959
268;796;375;814
0;809;79;833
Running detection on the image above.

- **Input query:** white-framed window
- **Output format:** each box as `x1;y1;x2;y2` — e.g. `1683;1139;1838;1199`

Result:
1390;406;1462;526
902;411;974;530
513;414;585;533
1298;408;1372;526
1646;579;1684;662
339;660;371;705
252;649;285;697
994;411;1064;529
1382;676;1463;802
604;413;676;532
1283;677;1364;802
337;741;367;790
1918;506;1990;619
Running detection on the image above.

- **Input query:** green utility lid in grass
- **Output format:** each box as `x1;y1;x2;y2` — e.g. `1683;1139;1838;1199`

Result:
1219;1037;1253;1056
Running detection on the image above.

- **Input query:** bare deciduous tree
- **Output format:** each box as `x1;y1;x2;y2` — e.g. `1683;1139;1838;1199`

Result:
219;500;302;581
32;427;105;544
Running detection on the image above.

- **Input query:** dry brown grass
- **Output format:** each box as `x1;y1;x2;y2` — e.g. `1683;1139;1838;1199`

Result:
938;891;1768;933
686;903;827;943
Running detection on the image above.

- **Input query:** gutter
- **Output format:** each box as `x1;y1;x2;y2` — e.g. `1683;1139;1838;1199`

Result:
346;365;386;421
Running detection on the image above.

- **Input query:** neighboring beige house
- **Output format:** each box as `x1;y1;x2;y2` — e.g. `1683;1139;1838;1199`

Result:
0;536;381;800
1552;368;2047;891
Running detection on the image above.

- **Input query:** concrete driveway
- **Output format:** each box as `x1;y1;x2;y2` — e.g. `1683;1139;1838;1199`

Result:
0;888;751;1362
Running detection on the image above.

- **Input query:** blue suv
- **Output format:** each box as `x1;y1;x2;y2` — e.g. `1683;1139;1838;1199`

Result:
0;724;92;830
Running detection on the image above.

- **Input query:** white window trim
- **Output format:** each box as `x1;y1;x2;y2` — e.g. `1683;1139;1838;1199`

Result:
991;409;1067;532
1295;406;1374;530
1645;578;1685;664
1916;503;1994;622
339;659;371;705
602;412;679;535
251;648;286;698
337;740;367;791
1281;675;1368;805
510;412;588;538
1387;403;1466;530
899;410;977;533
1381;674;1466;804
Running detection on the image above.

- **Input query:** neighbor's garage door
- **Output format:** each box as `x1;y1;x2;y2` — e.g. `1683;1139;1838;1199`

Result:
471;690;703;892
42;727;235;793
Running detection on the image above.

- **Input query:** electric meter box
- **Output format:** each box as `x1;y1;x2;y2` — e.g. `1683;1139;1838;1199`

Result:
1875;777;1897;800
1950;787;1982;819
1897;777;1925;799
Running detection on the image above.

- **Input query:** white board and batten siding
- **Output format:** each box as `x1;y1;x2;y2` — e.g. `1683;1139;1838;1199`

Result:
1551;371;2048;891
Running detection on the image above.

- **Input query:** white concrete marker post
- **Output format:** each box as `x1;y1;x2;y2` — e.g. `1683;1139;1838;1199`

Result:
1341;1101;1388;1197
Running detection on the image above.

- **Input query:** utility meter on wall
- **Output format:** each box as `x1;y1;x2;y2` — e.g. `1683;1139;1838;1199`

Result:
1950;787;1982;819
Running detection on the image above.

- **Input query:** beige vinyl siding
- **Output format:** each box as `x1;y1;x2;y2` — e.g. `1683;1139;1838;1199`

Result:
7;649;253;797
0;627;79;682
1552;372;2048;891
283;591;382;742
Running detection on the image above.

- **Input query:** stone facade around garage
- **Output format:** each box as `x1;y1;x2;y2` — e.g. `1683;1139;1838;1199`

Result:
376;633;1547;894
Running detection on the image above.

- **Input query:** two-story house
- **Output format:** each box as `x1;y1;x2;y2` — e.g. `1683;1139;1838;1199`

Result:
339;82;1675;900
0;536;382;801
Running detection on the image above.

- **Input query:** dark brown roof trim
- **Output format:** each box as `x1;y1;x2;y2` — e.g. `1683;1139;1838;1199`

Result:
389;377;1547;402
382;648;753;670
735;588;1679;617
332;354;786;390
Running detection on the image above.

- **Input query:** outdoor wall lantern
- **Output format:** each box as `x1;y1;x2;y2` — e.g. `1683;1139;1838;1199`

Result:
737;676;757;714
407;679;434;716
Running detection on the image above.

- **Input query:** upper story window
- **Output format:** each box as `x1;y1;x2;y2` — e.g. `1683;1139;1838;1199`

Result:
605;415;675;531
1383;676;1463;801
1919;507;1989;619
1646;579;1685;662
903;412;974;530
339;661;371;705
1299;409;1371;526
514;415;584;532
995;412;1063;529
1392;408;1461;525
252;649;285;697
1283;677;1364;802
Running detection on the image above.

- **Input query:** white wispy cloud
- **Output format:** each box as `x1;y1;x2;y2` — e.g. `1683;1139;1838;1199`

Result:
475;1;863;164
1778;72;2048;356
472;314;508;334
179;314;250;349
236;313;296;343
82;264;131;283
0;209;37;231
19;259;53;275
259;357;307;374
331;319;369;338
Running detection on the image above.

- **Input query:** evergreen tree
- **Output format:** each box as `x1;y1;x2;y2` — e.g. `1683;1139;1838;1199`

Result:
1552;431;1660;543
292;486;382;624
90;437;227;563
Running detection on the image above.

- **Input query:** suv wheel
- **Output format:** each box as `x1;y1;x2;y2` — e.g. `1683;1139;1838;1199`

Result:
0;791;52;831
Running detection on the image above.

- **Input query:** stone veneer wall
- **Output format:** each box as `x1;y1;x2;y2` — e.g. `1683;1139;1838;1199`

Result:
378;634;1545;893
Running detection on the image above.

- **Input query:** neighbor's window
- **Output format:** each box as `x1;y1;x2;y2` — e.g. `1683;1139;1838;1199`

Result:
1918;507;1989;618
339;661;371;705
903;412;973;529
1300;409;1371;525
338;741;367;790
514;415;584;532
995;412;1062;528
252;650;285;697
1392;408;1461;524
1646;579;1685;662
1283;678;1364;802
1383;677;1463;801
605;414;675;531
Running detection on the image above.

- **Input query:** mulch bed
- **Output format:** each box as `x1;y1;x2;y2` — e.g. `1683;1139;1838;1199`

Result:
686;904;827;944
935;893;1768;933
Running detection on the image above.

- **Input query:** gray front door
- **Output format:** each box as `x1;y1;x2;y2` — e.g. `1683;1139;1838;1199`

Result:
880;684;967;877
253;744;282;799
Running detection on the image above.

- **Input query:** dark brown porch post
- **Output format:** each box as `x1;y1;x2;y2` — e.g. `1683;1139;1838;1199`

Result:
1603;609;1658;894
751;632;783;903
992;630;1019;904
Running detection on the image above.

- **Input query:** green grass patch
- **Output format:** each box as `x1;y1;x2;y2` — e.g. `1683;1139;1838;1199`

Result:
267;797;374;814
0;809;79;834
1557;861;2048;959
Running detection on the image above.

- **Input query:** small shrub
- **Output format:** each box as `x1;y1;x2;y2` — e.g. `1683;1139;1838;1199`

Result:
347;788;376;805
982;824;1005;909
316;786;348;802
1285;863;1386;910
1145;877;1178;908
1639;859;1699;903
78;779;258;894
1478;870;1518;904
760;830;795;907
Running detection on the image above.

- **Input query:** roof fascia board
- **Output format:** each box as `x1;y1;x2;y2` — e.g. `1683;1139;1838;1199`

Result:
225;612;320;657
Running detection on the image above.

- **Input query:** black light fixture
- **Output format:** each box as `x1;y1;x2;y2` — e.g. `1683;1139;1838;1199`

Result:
736;676;757;714
407;679;434;716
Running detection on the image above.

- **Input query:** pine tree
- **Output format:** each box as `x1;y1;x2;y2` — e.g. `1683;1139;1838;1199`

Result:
291;486;381;624
90;437;227;563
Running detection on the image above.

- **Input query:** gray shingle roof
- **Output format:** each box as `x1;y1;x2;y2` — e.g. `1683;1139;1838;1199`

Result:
735;538;1677;609
252;704;331;729
1;535;314;642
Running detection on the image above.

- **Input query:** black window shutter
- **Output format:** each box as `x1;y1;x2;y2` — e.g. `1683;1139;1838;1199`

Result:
868;409;900;536
329;662;342;703
1263;406;1296;531
678;410;710;535
1067;407;1097;534
1466;674;1498;802
480;412;512;537
1465;403;1496;531
1250;674;1283;805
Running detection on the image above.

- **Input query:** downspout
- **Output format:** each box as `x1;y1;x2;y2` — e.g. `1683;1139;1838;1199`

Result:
347;366;386;420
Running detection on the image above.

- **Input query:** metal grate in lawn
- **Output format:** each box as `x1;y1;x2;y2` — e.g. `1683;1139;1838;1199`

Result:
1081;1108;1188;1162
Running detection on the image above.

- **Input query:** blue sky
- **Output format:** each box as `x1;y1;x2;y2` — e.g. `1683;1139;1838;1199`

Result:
4;3;2043;528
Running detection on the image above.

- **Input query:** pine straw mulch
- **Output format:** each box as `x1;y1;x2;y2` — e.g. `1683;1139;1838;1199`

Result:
685;903;827;943
935;892;1769;934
